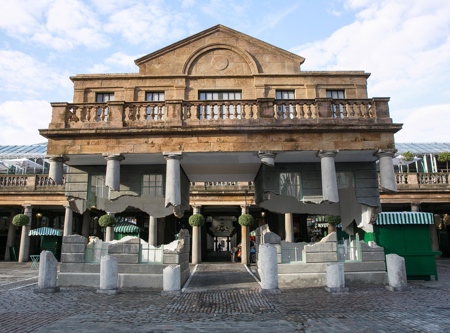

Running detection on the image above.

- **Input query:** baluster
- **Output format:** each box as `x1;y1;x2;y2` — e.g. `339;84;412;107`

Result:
306;103;312;118
240;103;246;119
186;104;191;120
233;103;238;119
291;103;297;119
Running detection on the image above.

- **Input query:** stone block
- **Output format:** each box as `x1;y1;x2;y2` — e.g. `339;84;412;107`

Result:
361;251;386;262
360;241;385;252
36;251;59;293
163;253;180;264
59;263;100;273
163;265;181;294
386;254;408;291
321;232;337;242
108;244;124;253
344;261;386;272
278;263;327;274
123;244;140;254
61;243;86;254
118;264;164;274
61;253;85;263
304;242;337;253
120;237;140;244
99;255;118;291
57;272;100;287
263;232;281;244
304;252;338;263
109;254;139;264
63;234;88;244
118;274;163;289
345;271;387;285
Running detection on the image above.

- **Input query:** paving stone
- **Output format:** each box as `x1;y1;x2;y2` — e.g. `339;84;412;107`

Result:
1;260;450;332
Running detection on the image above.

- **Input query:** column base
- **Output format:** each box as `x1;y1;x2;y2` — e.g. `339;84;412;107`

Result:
259;287;281;294
386;285;409;292
96;288;121;295
325;287;349;293
33;287;60;294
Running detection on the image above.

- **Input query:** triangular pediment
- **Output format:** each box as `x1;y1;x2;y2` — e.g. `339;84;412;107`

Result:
135;25;305;76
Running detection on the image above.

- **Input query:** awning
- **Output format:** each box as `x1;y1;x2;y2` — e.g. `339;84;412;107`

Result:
114;222;141;233
29;227;63;236
376;212;434;225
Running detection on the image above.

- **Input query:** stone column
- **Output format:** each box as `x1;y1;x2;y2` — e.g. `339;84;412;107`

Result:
148;216;157;246
386;254;408;291
258;151;277;167
411;202;420;212
191;225;200;265
376;150;397;193
192;205;201;263
162;265;181;296
81;209;91;239
48;156;68;185
4;212;16;261
325;263;348;293
63;205;73;237
18;205;32;263
285;213;294;242
104;154;125;191
318;150;339;203
164;153;183;218
240;205;249;265
105;213;115;242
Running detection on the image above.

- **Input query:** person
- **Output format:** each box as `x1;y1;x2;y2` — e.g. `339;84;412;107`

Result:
217;243;221;252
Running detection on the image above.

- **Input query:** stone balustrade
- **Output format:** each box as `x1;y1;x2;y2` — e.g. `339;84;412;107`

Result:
0;174;65;190
378;172;450;189
49;97;391;129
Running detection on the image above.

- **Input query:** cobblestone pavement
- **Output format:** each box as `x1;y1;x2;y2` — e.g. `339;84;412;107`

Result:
1;259;450;332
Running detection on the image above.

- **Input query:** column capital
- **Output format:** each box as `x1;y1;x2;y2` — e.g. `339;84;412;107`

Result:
103;154;125;162
375;149;397;159
47;155;70;163
317;150;338;159
163;152;183;160
258;151;277;167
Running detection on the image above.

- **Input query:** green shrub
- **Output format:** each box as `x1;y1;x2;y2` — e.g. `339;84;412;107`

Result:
98;214;116;227
189;213;205;227
438;152;450;172
326;215;341;225
12;214;30;227
238;214;254;227
402;151;414;161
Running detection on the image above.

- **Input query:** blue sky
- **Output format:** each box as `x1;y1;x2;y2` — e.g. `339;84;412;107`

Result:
1;0;449;145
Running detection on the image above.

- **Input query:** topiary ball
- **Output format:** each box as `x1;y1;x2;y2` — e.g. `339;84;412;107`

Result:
326;215;341;225
189;213;205;227
98;214;116;227
12;214;30;227
239;214;254;227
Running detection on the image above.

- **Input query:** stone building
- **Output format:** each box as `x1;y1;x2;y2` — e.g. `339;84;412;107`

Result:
3;25;407;286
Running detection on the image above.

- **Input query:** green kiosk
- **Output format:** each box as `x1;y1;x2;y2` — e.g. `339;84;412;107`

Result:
374;212;441;280
28;227;63;260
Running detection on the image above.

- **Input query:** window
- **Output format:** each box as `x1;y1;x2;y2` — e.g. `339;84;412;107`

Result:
198;91;242;120
276;90;295;119
279;172;301;200
145;92;165;120
88;174;109;204
142;174;164;196
326;90;345;118
96;93;114;103
95;93;114;122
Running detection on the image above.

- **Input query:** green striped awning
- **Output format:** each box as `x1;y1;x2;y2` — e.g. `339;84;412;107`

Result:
29;227;63;236
114;222;141;233
376;212;434;225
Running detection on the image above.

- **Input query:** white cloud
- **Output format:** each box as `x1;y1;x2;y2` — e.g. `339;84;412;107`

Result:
0;0;109;50
0;100;52;145
394;104;450;143
293;0;450;130
87;52;143;73
103;2;191;48
0;50;72;98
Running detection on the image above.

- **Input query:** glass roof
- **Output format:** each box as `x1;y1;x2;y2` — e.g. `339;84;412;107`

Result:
395;143;450;155
0;143;47;159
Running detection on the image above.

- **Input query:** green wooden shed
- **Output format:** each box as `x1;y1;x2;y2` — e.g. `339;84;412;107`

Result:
28;227;63;260
374;212;441;280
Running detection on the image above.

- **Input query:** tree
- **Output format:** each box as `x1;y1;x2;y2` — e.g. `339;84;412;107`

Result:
401;151;414;173
438;152;450;172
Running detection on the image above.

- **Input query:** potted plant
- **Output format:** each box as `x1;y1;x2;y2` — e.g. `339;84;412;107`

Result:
401;151;415;172
12;214;30;227
188;213;205;227
326;215;341;234
98;214;116;227
238;214;254;227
